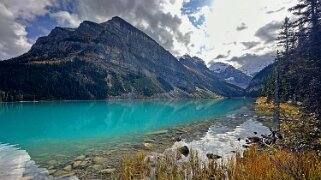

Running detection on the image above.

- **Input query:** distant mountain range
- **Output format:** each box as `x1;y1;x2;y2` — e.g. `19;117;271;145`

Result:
0;16;245;101
209;62;252;89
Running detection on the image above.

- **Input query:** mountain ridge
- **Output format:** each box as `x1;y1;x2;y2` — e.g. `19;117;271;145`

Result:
209;62;252;89
0;16;244;101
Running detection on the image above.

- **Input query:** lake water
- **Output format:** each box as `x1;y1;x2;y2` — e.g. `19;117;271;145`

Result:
0;98;266;178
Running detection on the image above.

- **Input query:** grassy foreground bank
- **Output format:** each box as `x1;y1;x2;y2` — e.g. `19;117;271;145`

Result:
116;97;321;180
119;147;321;179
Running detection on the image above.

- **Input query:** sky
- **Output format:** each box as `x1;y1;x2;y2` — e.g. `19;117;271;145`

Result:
0;0;298;74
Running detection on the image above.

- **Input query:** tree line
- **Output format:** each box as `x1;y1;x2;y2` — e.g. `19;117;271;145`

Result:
263;0;321;118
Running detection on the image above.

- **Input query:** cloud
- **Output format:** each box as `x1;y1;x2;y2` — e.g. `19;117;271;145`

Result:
241;41;261;50
266;7;285;14
236;22;248;31
50;11;81;27
227;53;274;75
189;0;296;66
214;50;231;59
0;0;53;60
0;0;52;21
255;21;283;44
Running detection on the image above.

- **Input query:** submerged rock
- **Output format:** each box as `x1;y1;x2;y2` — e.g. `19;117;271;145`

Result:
179;146;189;157
147;130;168;135
143;143;154;149
47;160;58;166
100;168;116;174
73;160;88;168
74;155;86;161
172;137;182;142
54;170;74;177
144;139;155;143
93;156;108;164
63;165;72;171
242;145;250;148
206;153;222;160
91;165;102;171
248;136;261;143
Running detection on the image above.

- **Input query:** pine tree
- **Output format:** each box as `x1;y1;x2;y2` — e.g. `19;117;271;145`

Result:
272;52;281;133
277;17;296;54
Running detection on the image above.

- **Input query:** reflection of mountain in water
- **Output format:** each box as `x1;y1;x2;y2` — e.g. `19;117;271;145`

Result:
0;99;253;143
0;99;254;165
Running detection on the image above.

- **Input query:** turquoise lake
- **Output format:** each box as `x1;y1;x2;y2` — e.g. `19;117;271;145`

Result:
0;98;254;163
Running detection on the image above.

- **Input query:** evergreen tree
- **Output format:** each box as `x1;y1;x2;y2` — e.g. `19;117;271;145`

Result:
269;0;321;118
272;52;281;133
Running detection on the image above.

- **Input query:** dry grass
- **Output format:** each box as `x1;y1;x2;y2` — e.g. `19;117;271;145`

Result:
118;98;320;179
255;97;299;116
119;147;321;180
229;146;321;180
255;97;268;104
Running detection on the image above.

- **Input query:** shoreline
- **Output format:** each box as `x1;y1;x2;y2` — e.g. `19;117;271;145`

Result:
37;105;270;179
0;96;257;104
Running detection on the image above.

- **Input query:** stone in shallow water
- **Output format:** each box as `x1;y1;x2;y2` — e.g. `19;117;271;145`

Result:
48;169;57;174
73;160;88;168
100;168;116;174
54;170;74;177
93;157;108;164
146;130;168;135
143;143;153;149
73;161;83;168
248;136;261;143
74;155;86;161
63;165;72;171
178;146;189;157
91;165;102;171
47;160;58;166
206;153;222;160
144;139;155;143
172;137;182;142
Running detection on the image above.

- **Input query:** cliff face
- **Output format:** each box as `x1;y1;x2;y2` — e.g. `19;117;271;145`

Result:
179;55;245;97
0;17;244;101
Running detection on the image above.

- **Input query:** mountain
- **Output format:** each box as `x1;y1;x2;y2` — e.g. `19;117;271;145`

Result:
179;55;245;96
0;17;244;101
209;62;252;89
246;64;273;97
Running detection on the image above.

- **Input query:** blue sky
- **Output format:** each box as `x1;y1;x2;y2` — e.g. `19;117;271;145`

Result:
181;0;212;27
0;0;297;74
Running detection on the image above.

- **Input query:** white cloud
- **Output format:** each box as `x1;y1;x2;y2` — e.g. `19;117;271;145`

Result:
183;0;298;71
50;11;81;27
1;0;52;21
0;3;30;59
0;0;52;60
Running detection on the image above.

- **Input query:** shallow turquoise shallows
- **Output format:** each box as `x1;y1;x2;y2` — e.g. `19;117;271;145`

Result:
0;98;253;160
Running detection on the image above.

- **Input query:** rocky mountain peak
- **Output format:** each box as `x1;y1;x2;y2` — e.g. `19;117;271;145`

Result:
209;61;252;89
0;17;245;101
180;55;207;70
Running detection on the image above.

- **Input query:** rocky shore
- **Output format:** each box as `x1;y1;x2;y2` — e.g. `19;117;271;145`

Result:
40;119;220;179
39;106;272;179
